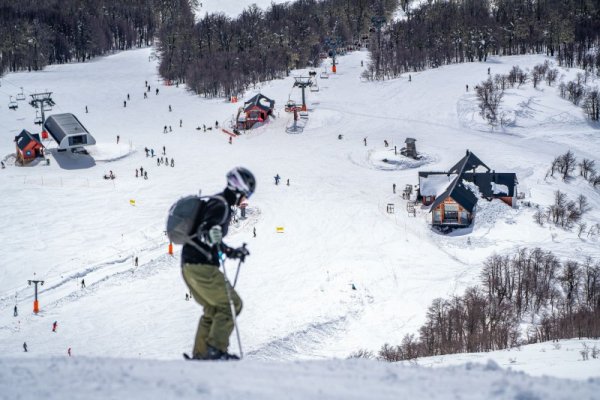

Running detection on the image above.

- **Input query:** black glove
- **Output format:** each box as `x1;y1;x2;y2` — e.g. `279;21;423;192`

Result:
228;245;250;262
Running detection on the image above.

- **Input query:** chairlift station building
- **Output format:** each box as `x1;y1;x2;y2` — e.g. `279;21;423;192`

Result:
43;113;96;151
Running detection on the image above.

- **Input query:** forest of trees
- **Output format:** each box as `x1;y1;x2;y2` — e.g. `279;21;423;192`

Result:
365;0;600;80
157;0;397;97
0;0;161;74
352;248;600;361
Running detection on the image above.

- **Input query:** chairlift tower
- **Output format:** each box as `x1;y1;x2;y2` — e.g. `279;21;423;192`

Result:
29;92;55;127
293;77;312;111
371;15;386;78
325;36;343;73
28;279;45;314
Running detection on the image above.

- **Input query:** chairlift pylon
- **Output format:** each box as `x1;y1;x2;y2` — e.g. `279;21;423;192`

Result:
16;87;26;101
8;96;18;110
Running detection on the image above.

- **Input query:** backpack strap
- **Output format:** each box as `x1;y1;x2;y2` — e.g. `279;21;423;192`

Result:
187;195;230;262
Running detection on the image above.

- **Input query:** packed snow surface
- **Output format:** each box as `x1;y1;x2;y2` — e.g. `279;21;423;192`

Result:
1;38;600;398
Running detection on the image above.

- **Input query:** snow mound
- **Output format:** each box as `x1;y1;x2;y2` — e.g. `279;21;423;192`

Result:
1;357;598;400
368;149;435;171
86;143;135;162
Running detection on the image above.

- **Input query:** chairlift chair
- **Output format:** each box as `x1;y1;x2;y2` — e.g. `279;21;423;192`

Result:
16;87;26;101
42;103;53;112
8;96;18;110
310;82;319;92
34;111;42;125
320;71;329;79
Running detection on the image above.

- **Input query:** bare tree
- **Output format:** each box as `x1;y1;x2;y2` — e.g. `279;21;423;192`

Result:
579;159;596;180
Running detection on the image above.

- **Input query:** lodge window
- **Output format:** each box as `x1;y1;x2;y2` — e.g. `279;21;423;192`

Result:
444;204;459;222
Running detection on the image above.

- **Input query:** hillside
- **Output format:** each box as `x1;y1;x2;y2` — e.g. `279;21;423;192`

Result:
0;33;599;397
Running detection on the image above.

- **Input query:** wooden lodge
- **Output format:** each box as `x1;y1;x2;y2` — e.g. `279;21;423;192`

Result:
417;150;518;227
15;129;45;164
237;93;275;129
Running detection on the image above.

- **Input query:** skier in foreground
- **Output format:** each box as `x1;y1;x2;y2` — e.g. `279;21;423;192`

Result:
181;167;255;360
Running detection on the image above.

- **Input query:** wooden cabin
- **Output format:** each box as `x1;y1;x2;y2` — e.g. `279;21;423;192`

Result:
417;150;518;227
237;94;274;129
15;130;44;164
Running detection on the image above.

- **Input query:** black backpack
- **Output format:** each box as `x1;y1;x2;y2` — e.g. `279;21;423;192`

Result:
166;195;227;260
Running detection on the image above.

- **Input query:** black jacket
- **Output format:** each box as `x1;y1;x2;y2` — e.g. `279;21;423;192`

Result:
181;189;236;266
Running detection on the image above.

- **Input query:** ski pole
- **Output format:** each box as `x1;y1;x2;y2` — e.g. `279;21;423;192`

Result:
232;243;247;288
220;256;243;359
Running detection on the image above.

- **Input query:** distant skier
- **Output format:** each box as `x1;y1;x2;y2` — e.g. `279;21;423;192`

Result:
123;100;127;108
81;279;85;288
160;156;164;164
165;157;169;165
68;347;72;357
466;84;469;92
163;146;166;155
117;135;120;144
157;158;160;166
151;149;155;157
169;105;172;112
169;126;172;132
394;145;397;155
203;124;206;132
487;67;490;75
179;167;254;360
14;305;17;317
179;119;182;128
164;126;168;134
156;88;159;95
286;179;290;186
215;120;219;128
351;283;357;290
393;183;396;194
140;167;144;176
144;171;148;179
136;169;139;178
144;92;148;99
185;293;190;301
85;105;88;113
384;140;388;147
408;74;411;82
127;93;130;101
363;137;367;146
338;134;343;140
135;256;138;267
148;85;151;92
52;321;57;332
144;147;149;157
170;159;174;167
253;227;256;238
274;174;280;185
229;136;232;144
23;342;27;352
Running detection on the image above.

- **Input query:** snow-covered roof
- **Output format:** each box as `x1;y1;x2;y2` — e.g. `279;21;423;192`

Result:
419;173;457;196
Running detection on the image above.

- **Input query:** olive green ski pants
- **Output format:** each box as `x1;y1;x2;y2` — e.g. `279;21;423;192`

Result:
182;263;242;357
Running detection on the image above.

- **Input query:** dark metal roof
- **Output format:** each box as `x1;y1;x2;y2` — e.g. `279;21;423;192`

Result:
244;93;274;113
462;172;518;197
44;113;89;144
448;150;491;174
428;176;479;213
15;129;43;151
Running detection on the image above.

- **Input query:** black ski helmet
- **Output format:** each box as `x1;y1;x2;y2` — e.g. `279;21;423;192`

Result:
226;167;256;198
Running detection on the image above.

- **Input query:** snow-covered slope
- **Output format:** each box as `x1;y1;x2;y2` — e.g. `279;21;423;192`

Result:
2;356;599;400
0;40;599;389
194;0;289;18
